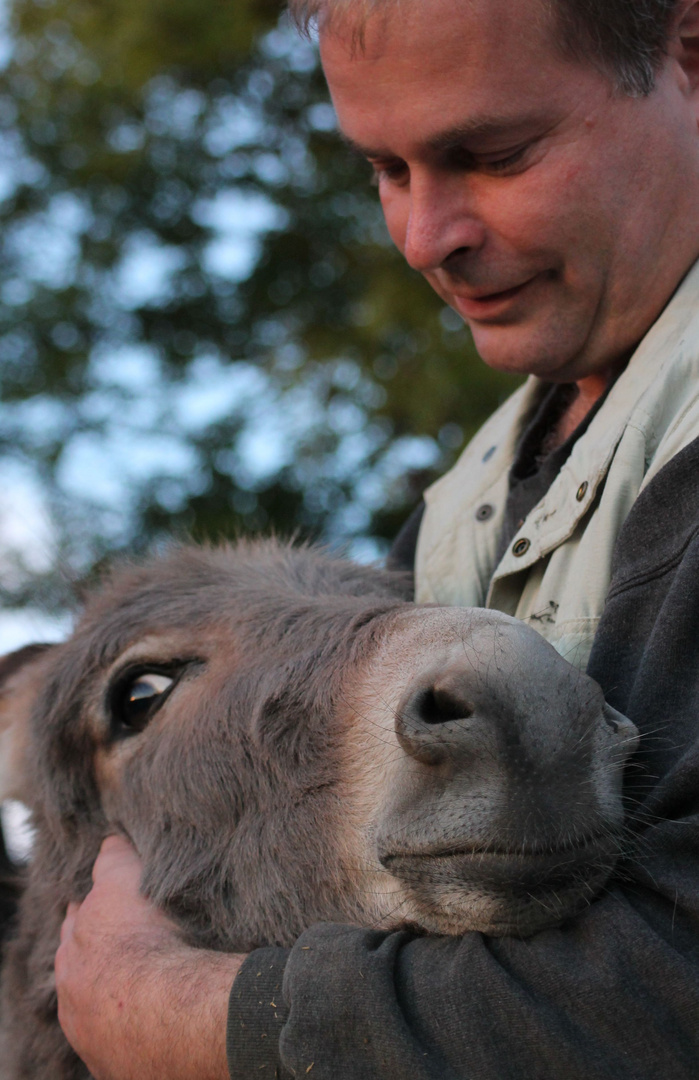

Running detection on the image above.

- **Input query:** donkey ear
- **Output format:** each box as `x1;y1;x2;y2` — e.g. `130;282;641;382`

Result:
0;644;56;804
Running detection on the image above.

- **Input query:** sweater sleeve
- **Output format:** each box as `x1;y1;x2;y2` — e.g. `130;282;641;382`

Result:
226;729;699;1080
226;846;699;1079
227;947;292;1079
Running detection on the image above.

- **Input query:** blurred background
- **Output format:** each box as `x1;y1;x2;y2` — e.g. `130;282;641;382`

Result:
0;0;522;654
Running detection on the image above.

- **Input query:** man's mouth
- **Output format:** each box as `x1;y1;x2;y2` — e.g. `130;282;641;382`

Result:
449;275;538;319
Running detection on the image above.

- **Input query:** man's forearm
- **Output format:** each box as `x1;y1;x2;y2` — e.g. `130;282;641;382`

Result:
59;942;242;1080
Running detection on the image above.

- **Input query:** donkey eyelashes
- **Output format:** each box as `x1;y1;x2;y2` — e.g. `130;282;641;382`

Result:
105;654;206;740
108;664;182;738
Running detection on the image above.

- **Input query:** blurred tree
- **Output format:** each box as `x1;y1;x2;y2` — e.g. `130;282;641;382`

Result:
0;0;520;612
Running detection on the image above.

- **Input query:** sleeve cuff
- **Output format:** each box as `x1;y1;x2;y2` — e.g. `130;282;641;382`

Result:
226;946;293;1079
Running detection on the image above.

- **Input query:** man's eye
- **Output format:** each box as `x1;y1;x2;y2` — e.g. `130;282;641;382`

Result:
370;160;409;186
111;671;175;737
479;146;530;175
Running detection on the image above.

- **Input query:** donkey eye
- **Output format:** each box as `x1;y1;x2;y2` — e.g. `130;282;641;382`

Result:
112;671;175;736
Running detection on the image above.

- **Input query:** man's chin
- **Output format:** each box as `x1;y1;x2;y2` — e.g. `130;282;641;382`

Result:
468;321;587;383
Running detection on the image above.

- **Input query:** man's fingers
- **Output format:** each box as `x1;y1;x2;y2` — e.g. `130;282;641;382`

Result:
60;898;79;941
91;833;142;886
60;903;79;945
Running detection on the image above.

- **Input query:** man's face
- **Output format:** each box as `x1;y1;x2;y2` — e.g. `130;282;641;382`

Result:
321;0;699;382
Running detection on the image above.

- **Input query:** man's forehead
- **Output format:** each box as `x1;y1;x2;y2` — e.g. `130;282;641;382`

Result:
318;0;558;62
341;110;556;160
321;0;575;156
316;0;555;45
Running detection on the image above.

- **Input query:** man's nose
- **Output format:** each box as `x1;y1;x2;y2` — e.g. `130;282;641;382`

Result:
401;174;486;274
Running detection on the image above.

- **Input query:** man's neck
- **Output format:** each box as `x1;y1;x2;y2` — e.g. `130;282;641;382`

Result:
550;370;619;449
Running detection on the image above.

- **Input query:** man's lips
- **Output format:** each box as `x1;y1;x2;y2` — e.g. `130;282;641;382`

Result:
448;275;539;319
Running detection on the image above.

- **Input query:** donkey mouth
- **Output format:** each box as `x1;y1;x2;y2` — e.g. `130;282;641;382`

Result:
381;832;618;895
380;834;620;936
381;825;615;862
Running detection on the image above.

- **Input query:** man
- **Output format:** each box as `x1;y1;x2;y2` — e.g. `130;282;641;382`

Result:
56;0;699;1076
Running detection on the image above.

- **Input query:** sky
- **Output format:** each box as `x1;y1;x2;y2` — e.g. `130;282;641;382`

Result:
0;8;294;650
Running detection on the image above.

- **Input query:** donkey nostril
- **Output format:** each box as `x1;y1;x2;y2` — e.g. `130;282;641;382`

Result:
395;676;479;764
417;686;475;725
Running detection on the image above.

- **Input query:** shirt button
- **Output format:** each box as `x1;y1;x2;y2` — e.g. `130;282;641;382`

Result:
512;538;531;557
576;481;589;502
476;503;494;521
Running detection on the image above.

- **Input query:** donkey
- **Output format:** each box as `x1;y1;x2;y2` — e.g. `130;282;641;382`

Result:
0;539;638;1079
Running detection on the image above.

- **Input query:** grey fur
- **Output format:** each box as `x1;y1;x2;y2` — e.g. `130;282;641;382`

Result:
0;539;638;1078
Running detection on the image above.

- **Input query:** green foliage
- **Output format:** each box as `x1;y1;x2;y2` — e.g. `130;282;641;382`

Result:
0;0;520;610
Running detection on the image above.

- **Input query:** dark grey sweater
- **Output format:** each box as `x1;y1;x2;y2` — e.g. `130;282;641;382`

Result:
227;434;699;1080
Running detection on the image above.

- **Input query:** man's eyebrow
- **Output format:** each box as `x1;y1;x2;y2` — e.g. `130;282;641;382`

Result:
426;116;530;153
340;132;390;160
340;114;545;160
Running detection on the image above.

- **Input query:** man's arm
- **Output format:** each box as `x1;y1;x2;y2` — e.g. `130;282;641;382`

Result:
59;826;699;1080
55;835;245;1080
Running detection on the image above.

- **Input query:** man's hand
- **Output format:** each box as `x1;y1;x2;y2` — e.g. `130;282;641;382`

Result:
55;834;246;1080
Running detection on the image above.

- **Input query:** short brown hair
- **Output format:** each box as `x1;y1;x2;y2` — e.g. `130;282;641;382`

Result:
288;0;681;96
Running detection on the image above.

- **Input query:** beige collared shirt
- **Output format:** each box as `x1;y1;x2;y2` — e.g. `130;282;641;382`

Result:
416;258;699;671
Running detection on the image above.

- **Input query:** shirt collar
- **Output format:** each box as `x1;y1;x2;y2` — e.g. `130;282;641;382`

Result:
491;254;699;578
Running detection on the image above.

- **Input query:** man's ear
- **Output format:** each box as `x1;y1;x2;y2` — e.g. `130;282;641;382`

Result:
670;0;699;93
0;643;56;804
